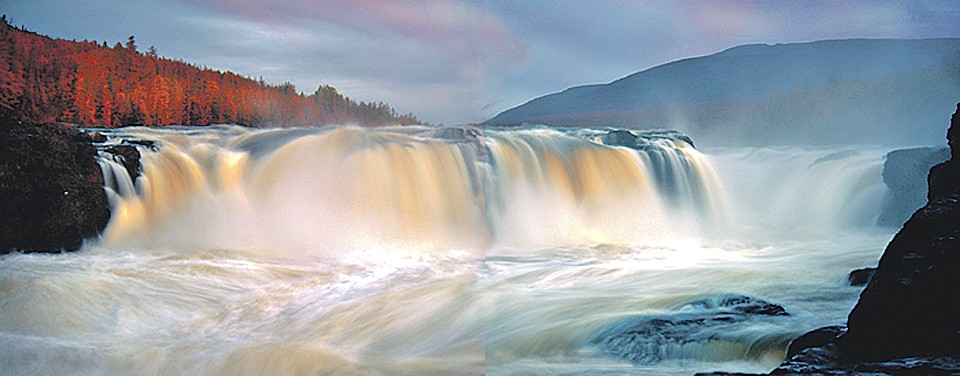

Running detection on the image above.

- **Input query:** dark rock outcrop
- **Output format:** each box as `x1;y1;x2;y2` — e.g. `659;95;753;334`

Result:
105;145;142;180
599;129;696;149
840;102;960;361
877;146;949;227
0;120;111;253
767;102;960;374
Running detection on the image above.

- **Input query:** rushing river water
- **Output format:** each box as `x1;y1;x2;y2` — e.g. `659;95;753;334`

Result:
0;125;896;375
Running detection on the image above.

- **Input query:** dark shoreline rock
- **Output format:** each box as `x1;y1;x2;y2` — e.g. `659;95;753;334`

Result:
838;102;960;362
761;102;960;375
0;119;110;253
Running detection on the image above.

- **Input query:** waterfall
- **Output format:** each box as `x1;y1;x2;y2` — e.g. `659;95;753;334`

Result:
96;125;728;255
710;146;888;239
4;124;899;376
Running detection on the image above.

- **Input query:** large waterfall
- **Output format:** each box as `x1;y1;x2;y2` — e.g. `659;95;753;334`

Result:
98;126;728;255
1;125;896;375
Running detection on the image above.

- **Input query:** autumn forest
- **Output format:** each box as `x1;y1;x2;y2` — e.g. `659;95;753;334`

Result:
0;18;419;128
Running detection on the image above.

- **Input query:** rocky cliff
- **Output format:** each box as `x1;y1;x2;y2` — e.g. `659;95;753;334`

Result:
770;102;960;374
0;119;111;253
877;146;950;227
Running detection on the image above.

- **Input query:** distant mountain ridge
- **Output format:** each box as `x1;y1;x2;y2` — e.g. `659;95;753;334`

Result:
486;38;960;146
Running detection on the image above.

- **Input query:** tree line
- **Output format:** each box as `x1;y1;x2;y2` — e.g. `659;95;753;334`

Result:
0;17;419;127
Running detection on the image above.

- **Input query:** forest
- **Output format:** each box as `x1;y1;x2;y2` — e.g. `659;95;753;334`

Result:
0;17;419;127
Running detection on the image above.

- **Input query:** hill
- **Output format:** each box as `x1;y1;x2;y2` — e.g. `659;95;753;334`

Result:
486;39;960;146
0;18;418;127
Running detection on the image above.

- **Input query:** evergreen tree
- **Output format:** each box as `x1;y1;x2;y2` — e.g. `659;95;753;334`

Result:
125;35;136;51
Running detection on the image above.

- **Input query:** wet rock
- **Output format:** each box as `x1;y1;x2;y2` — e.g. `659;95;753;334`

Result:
86;131;107;143
126;139;157;150
772;351;960;375
685;294;789;316
847;267;876;286
770;344;846;375
785;326;845;358
600;129;696;150
0;120;111;253
601;129;639;148
428;126;483;144
594;294;793;365
105;145;141;180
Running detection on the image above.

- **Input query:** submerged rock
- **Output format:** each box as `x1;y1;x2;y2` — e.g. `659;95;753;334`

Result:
426;125;484;145
684;294;789;316
594;294;793;365
0;120;111;253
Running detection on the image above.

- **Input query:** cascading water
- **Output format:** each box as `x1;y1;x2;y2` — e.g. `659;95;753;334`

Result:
97;125;727;254
0;125;898;375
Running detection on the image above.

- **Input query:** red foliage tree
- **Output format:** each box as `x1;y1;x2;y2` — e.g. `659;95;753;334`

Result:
0;19;420;127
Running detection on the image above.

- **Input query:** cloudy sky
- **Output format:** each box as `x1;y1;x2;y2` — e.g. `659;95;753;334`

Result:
5;1;960;124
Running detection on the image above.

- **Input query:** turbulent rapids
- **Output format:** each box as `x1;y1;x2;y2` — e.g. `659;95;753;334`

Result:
1;125;898;375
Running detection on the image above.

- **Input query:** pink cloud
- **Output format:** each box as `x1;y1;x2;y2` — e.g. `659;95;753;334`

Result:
686;1;779;39
685;0;912;41
191;0;527;67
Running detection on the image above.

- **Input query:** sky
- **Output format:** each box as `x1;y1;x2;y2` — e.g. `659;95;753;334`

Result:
4;1;960;125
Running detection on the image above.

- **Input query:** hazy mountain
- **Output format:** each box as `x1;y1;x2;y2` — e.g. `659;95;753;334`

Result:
486;39;960;146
